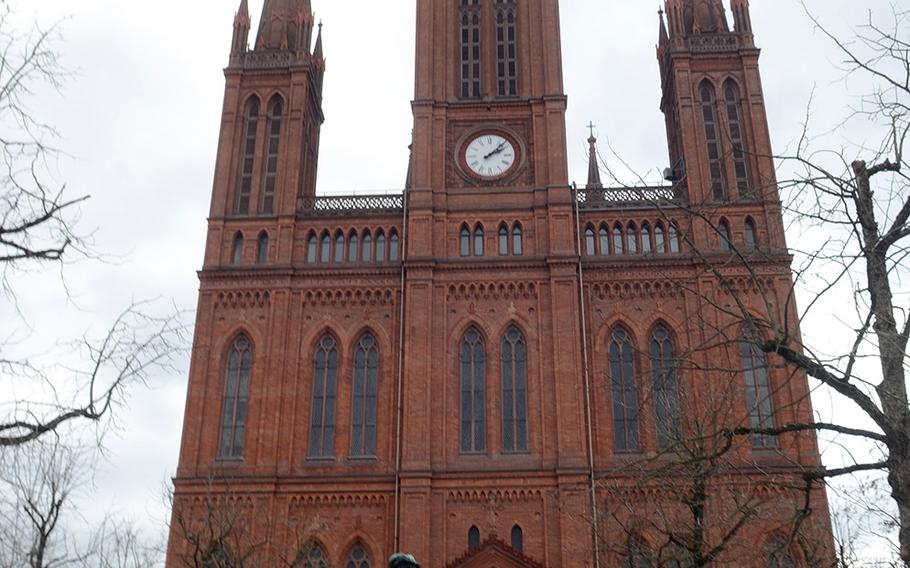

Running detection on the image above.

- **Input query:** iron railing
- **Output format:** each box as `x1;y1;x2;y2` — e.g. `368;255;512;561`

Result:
575;185;684;209
297;193;405;217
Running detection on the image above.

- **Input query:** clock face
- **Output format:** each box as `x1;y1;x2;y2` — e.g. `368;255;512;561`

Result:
464;133;517;179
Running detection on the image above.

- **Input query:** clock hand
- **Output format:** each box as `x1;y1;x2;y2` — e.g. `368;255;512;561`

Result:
484;141;507;160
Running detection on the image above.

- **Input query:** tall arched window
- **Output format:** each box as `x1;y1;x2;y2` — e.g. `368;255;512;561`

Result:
641;223;652;254
460;328;486;453
651;326;680;449
599;225;610;256
351;333;379;458
301;543;329;568
389;230;400;261
348;230;360;263
335;231;346;263
501;326;528;453
669;223;681;253
345;543;371;568
700;81;727;201
719;219;732;252
256;231;269;265
613;224;624;255
260;96;284;214
512;223;523;256
499;224;509;256
741;327;776;448
468;526;481;550
236;97;259;215
460;225;471;257
219;335;252;459
511;525;524;552
654;223;666;254
473;224;485;256
610;328;640;452
460;1;482;98
362;231;373;262
320;232;331;263
585;226;596;256
495;1;518;97
375;230;387;262
626;223;638;254
309;334;339;458
232;232;244;265
725;80;752;198
745;217;758;251
307;233;318;264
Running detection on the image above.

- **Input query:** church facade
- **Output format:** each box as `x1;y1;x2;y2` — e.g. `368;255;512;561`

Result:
166;1;834;566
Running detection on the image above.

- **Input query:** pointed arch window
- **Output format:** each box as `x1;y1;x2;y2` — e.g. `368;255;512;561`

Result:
389;230;400;261
460;226;471;257
700;82;727;201
741;326;776;448
236;97;259;215
362;231;373;262
309;334;339;458
219;335;252;459
468;526;481;550
460;328;486;453
301;543;329;568
641;223;652;254
473;225;485;256
613;224;624;255
307;233;318;264
335;232;346;263
511;525;524;552
512;223;523;256
345;543;371;568
460;1;482;98
499;224;509;256
376;231;387;262
719;219;732;252
256;231;269;265
609;328;640;452
669;223;681;253
351;333;379;458
495;1;518;97
348;231;360;263
320;233;331;263
626;223;638;254
654;223;666;254
585;226;596;256
231;232;244;265
599;225;610;256
651;326;680;449
725;80;752;198
260;96;284;214
501;326;528;453
745;218;758;251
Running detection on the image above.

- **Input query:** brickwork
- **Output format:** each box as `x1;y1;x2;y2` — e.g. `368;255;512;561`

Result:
165;1;834;566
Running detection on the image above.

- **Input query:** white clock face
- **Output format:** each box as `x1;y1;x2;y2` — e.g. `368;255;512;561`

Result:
464;134;517;178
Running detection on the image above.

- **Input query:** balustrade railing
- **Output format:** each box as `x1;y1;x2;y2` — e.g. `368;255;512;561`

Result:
297;193;405;217
575;185;683;209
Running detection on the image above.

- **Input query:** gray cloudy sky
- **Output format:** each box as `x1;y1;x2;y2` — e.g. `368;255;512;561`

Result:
8;0;898;552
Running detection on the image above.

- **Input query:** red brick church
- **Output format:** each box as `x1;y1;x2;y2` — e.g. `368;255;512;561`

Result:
166;0;834;566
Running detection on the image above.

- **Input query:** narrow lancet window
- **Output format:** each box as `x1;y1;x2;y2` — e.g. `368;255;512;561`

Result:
460;1;482;98
460;328;486;453
309;334;339;458
236;97;259;215
232;232;244;265
389;230;400;261
745;218;758;251
610;328;640;452
501;326;528;452
725;80;752;198
741;327;776;448
651;326;680;448
701;82;727;201
512;224;523;256
499;225;509;256
351;333;379;457
256;231;269;265
219;335;252;459
495;1;518;97
585;226;596;256
260;96;283;214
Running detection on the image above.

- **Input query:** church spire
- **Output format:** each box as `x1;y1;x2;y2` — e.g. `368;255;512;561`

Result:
585;124;603;190
256;0;315;53
665;0;729;37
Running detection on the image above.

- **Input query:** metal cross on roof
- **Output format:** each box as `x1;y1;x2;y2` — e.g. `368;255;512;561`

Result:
587;121;596;138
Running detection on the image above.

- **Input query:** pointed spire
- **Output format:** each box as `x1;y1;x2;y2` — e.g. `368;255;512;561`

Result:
677;0;729;35
658;7;669;46
585;123;603;190
731;0;753;35
256;0;314;52
313;20;324;62
230;0;251;60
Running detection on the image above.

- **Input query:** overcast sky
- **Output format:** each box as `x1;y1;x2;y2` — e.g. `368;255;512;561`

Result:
5;0;899;556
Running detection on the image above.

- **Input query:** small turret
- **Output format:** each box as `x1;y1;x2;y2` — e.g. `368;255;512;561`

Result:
255;0;316;53
230;0;251;63
585;124;603;190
